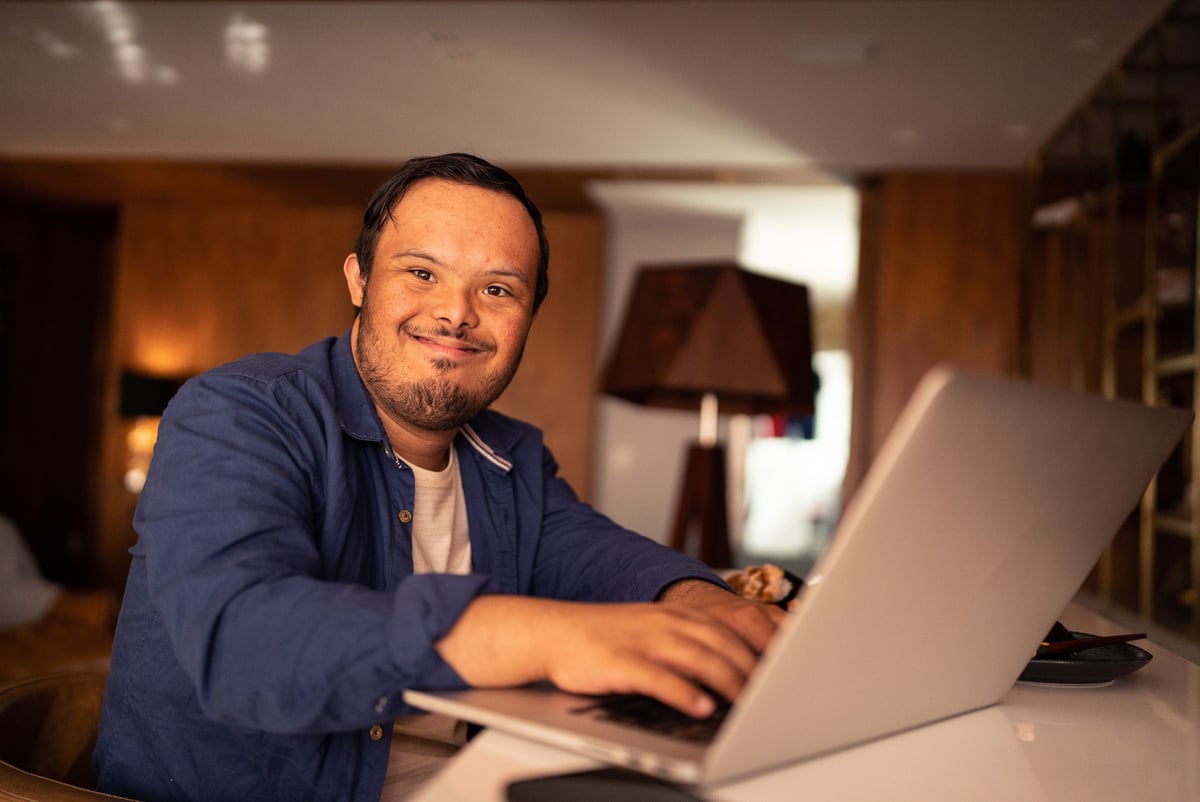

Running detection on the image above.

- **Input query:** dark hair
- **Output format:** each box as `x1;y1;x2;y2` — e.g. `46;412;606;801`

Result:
353;153;550;311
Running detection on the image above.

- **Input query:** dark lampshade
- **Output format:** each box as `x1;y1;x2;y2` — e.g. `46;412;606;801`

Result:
601;261;818;417
600;261;819;567
118;370;185;418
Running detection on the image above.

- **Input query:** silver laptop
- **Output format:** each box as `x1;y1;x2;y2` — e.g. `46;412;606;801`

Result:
405;367;1191;787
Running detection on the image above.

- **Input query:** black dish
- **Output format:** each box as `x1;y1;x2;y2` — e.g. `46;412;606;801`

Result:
1018;630;1153;685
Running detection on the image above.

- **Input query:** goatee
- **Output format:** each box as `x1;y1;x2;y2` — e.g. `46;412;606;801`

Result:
353;304;524;432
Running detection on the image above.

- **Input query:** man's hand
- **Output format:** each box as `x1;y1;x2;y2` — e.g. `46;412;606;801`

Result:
657;578;785;655
434;583;785;719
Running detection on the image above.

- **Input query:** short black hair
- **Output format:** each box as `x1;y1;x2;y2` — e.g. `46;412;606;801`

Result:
353;153;549;311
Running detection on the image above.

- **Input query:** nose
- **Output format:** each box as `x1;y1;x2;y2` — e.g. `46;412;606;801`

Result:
432;286;479;330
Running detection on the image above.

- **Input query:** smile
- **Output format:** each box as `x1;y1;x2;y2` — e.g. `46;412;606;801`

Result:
411;333;491;359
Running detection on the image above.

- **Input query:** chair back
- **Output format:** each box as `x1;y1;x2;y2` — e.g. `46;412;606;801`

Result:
0;671;134;801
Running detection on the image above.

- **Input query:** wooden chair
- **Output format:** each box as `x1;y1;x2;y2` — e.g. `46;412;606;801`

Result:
0;671;134;801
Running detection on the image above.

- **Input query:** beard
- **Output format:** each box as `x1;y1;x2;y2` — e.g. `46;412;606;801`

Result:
354;296;525;433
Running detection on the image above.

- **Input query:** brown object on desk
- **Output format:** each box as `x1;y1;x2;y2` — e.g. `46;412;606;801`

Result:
727;563;801;609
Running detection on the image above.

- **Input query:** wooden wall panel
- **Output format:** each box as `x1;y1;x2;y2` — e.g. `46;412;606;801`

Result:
113;201;360;372
491;212;604;501
846;171;1024;501
1025;221;1106;394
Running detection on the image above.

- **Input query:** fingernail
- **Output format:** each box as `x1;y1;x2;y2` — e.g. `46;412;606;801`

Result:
693;694;715;717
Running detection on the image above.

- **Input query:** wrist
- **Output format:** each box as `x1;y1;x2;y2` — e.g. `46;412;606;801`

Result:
656;577;728;603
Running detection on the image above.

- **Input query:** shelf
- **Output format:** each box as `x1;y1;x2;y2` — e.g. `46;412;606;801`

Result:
1029;0;1200;642
1115;299;1150;328
1155;510;1196;538
1157;353;1197;377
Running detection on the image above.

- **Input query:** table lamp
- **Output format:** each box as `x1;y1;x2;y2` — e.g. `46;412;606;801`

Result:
601;261;817;566
119;369;185;493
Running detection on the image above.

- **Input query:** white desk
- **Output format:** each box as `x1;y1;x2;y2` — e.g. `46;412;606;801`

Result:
412;603;1200;801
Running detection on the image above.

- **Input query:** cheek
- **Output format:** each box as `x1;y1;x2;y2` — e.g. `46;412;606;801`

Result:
494;315;532;352
365;286;418;323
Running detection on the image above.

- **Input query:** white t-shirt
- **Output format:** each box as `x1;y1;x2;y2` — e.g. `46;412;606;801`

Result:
381;448;472;800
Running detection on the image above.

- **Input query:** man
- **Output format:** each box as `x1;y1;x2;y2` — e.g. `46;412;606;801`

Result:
94;153;783;801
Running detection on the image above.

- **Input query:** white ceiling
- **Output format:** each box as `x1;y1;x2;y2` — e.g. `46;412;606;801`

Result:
0;0;1174;178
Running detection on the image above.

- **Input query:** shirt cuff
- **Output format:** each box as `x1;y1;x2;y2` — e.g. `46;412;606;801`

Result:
387;573;491;690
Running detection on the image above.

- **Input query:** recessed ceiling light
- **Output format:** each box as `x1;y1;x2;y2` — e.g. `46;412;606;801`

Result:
435;48;475;67
1005;122;1031;140
78;0;179;86
102;114;130;135
225;11;270;75
34;29;79;60
1068;33;1101;54
419;31;461;46
791;35;878;65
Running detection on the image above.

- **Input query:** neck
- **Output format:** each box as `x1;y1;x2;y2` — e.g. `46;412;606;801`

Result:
382;418;455;471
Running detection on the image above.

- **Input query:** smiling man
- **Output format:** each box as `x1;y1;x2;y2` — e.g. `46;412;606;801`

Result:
93;154;783;802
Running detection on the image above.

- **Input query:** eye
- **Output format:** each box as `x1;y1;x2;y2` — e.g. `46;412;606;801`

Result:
409;268;434;282
484;285;512;298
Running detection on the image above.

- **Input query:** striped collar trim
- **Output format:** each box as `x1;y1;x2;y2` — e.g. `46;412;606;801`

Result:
460;424;513;472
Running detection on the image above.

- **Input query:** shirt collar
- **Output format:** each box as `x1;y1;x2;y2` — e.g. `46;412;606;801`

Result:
332;328;386;444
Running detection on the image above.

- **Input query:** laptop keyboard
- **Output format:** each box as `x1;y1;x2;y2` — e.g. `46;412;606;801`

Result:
570;693;731;744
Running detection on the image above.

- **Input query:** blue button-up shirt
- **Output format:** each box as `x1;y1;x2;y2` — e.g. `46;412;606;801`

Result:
93;331;720;801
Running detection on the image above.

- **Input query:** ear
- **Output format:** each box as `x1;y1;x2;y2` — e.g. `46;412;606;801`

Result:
343;253;365;308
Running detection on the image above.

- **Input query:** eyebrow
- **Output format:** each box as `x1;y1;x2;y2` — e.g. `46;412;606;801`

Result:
387;248;443;265
483;267;533;287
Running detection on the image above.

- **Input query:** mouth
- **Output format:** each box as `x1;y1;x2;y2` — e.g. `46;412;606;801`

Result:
409;330;493;361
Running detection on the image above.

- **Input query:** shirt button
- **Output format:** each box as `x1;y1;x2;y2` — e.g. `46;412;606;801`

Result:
375;696;388;713
369;724;384;741
398;510;412;523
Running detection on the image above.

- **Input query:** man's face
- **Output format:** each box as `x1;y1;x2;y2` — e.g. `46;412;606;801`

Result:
344;178;540;433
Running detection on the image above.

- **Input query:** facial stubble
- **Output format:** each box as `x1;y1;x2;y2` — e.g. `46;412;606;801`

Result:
354;289;527;432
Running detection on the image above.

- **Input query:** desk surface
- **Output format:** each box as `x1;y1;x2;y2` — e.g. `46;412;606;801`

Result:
412;602;1200;801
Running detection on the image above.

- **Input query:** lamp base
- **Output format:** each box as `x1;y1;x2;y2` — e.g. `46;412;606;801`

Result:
669;442;732;568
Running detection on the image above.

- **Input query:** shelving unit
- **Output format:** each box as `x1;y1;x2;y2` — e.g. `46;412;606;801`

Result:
1026;0;1200;641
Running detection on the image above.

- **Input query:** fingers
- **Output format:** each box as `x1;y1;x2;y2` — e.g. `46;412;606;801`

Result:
542;603;763;718
725;600;787;654
649;615;754;705
658;580;786;654
598;656;721;719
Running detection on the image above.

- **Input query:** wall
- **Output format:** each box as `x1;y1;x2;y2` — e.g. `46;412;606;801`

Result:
846;171;1025;501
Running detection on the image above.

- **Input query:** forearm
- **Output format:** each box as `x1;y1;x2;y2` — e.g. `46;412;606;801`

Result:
534;471;727;603
433;594;559;687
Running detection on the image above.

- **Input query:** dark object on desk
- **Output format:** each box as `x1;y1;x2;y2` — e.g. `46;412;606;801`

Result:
1019;624;1153;685
1035;631;1147;657
507;767;707;802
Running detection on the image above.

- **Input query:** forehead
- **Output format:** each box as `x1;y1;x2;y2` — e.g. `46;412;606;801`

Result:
386;179;535;241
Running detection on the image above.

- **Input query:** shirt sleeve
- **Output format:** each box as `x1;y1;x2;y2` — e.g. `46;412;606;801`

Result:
134;368;482;734
526;444;731;603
